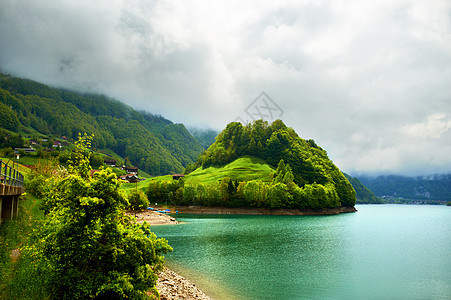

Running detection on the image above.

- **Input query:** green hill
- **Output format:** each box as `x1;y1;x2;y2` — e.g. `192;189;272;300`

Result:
147;120;356;209
0;73;204;175
194;120;356;207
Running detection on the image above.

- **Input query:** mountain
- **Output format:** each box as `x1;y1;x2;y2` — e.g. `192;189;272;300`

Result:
191;120;356;208
343;173;383;204
357;174;451;202
0;73;204;175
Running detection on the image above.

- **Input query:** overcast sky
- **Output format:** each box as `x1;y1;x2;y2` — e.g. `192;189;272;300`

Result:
1;0;450;176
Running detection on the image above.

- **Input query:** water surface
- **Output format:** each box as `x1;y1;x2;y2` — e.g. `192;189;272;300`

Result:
152;205;451;299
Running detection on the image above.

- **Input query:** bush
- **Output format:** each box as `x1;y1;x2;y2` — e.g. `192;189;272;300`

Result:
128;189;150;210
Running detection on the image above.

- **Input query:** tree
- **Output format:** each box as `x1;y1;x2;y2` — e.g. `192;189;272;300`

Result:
28;134;172;299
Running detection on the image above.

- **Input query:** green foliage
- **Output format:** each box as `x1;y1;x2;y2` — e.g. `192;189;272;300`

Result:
147;173;343;210
0;102;19;130
21;134;172;299
128;189;150;210
25;158;62;200
0;128;25;149
0;193;48;299
1;147;14;157
67;133;94;179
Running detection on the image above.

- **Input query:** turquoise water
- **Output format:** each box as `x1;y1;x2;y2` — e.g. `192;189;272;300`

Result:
151;205;451;299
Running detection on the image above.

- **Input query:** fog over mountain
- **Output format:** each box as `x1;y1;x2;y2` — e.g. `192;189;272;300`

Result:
1;0;450;176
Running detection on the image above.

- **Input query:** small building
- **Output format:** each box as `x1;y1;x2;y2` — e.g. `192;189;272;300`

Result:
104;159;117;167
123;166;138;175
172;174;185;180
52;141;62;148
118;174;139;183
29;139;38;145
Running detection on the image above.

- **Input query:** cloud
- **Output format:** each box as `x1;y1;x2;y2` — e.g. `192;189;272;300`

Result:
1;0;450;175
402;114;451;139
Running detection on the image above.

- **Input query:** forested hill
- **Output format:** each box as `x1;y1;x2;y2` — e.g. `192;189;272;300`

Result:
0;73;204;175
193;120;356;207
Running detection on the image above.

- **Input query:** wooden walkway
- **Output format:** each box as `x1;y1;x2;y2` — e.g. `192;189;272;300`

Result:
0;159;25;223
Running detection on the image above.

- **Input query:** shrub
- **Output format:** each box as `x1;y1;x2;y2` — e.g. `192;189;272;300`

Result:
128;189;150;210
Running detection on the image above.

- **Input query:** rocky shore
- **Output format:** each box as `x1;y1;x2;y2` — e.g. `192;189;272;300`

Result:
157;268;211;300
127;209;180;225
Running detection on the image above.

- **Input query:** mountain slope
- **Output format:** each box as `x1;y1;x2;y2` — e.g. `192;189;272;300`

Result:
0;73;204;175
344;173;383;204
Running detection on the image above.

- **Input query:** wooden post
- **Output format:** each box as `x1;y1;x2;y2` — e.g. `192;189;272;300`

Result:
0;197;3;224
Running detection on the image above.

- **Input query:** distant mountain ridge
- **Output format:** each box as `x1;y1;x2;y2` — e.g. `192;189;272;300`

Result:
0;73;204;175
357;174;451;202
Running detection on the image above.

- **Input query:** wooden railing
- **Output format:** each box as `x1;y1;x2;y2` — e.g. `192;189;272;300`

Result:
0;159;24;189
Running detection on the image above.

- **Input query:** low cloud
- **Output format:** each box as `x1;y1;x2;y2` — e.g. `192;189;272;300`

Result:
1;0;450;176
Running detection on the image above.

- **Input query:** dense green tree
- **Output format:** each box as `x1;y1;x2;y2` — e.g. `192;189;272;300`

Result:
24;134;172;299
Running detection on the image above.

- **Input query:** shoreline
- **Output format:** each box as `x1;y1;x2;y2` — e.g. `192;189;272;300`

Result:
152;205;357;216
128;206;357;226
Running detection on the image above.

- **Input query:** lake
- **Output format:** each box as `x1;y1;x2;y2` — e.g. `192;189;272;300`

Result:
151;205;451;299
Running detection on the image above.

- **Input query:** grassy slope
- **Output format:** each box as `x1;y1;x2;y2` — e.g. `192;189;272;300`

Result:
185;155;275;184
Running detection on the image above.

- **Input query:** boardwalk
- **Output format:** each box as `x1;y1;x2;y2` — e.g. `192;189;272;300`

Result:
0;159;25;223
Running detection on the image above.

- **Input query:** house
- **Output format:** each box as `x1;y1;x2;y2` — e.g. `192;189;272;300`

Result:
118;174;139;183
61;136;68;140
29;139;38;145
123;166;138;175
104;159;117;167
172;174;185;180
52;141;62;148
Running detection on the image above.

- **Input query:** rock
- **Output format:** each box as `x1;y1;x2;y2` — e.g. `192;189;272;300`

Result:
157;267;211;300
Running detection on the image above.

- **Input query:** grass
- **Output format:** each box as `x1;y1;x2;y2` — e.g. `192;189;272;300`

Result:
120;178;153;194
185;155;275;184
120;175;173;195
0;193;46;299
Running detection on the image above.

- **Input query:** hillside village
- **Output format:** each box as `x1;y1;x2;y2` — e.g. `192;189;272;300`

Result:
10;137;144;183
